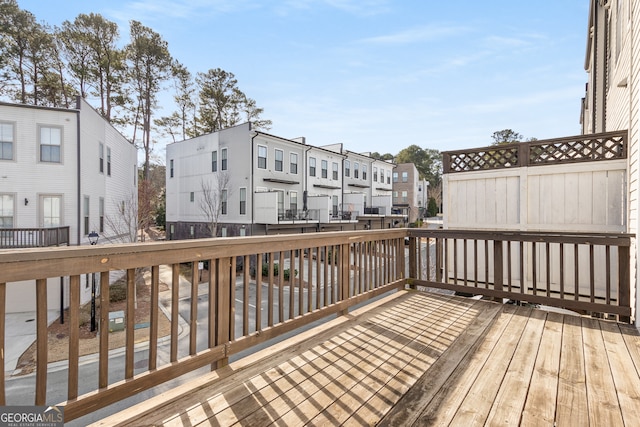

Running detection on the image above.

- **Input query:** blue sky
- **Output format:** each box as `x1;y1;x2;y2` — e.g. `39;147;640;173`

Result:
18;0;590;157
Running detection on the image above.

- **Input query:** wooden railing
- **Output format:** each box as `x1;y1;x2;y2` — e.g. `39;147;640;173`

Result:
0;228;633;422
0;230;406;422
0;226;70;248
442;130;628;173
406;229;632;322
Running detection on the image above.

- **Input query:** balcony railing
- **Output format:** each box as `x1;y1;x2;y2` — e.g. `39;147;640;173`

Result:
362;206;387;215
330;210;359;221
0;226;70;248
0;228;633;422
277;209;320;222
442;130;628;173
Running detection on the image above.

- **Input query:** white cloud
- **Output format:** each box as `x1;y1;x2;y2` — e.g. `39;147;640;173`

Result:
358;24;471;45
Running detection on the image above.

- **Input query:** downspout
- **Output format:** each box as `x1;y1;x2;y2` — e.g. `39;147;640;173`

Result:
76;96;82;245
250;125;257;236
592;2;598;132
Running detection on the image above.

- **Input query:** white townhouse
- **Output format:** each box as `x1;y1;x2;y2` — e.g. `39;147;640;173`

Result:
165;123;397;239
0;97;138;311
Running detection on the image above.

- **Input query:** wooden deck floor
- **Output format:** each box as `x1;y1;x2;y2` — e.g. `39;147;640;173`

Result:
93;291;640;427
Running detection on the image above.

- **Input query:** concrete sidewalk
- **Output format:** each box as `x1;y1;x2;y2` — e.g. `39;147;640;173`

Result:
5;310;60;375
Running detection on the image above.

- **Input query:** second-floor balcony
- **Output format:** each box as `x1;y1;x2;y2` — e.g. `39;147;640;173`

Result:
0;228;637;425
0;226;70;249
277;208;320;223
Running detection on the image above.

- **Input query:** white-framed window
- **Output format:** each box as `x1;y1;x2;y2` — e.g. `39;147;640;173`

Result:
0;122;14;161
402;191;408;202
290;191;298;212
221;147;228;171
99;197;104;232
221;189;228;214
393;191;398;198
212;150;217;172
258;145;267;169
332;195;338;216
275;149;283;171
393;172;398;183
402;171;408;182
221;226;227;237
321;160;328;178
354;162;359;179
83;196;90;235
380;169;385;183
344;160;350;177
0;194;14;228
309;157;316;176
373;167;378;182
41;195;62;227
332;162;339;180
39;125;62;163
290;152;298;174
239;187;246;215
99;143;104;173
106;147;111;176
362;165;367;180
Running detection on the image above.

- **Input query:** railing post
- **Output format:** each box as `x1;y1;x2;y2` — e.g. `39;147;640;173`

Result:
216;257;232;368
408;235;417;286
493;240;504;302
618;244;631;324
339;243;350;316
519;141;529;167
436;238;443;282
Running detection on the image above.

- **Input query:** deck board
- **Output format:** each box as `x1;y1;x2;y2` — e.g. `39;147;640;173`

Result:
91;290;640;427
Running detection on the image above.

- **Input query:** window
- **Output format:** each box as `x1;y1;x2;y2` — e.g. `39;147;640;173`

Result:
221;227;227;237
387;175;391;184
221;189;228;214
362;165;367;180
0;122;14;160
290;152;298;174
99;143;104;173
321;160;328;178
40;196;62;227
402;172;408;182
212;150;217;172
354;162;359;179
190;225;195;237
40;126;62;163
344;160;350;177
170;159;174;178
373;167;378;182
99;197;104;232
107;147;111;176
275;149;283;171
258;145;267;169
393;172;398;183
0;194;14;228
221;148;228;171
290;191;298;212
402;191;408;203
309;157;316;176
332;195;338;217
190;191;194;202
380;170;384;183
393;191;398;198
83;196;89;235
239;187;246;215
332;162;339;180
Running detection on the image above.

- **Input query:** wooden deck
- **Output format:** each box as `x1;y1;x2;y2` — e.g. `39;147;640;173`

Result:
92;291;640;427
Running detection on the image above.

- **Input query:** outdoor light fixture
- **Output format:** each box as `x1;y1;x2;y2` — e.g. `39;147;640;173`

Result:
88;231;99;332
88;231;99;245
24;198;28;205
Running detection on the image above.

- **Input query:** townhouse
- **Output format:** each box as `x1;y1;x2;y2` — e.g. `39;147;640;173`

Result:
165;123;397;239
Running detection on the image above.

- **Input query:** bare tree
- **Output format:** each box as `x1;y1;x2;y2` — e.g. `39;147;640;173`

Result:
103;191;139;244
427;181;442;214
199;173;231;237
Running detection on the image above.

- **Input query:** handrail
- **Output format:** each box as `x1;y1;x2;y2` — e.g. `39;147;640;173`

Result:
0;228;633;422
406;229;632;323
0;226;70;248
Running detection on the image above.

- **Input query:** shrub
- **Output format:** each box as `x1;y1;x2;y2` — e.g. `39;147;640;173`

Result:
283;268;298;281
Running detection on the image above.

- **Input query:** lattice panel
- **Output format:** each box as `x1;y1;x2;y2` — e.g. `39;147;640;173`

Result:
529;135;626;165
448;147;519;172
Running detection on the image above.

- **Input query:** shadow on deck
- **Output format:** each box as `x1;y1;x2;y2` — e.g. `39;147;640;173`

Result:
91;291;640;426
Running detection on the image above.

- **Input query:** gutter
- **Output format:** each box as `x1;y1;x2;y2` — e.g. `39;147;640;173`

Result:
76;96;82;246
